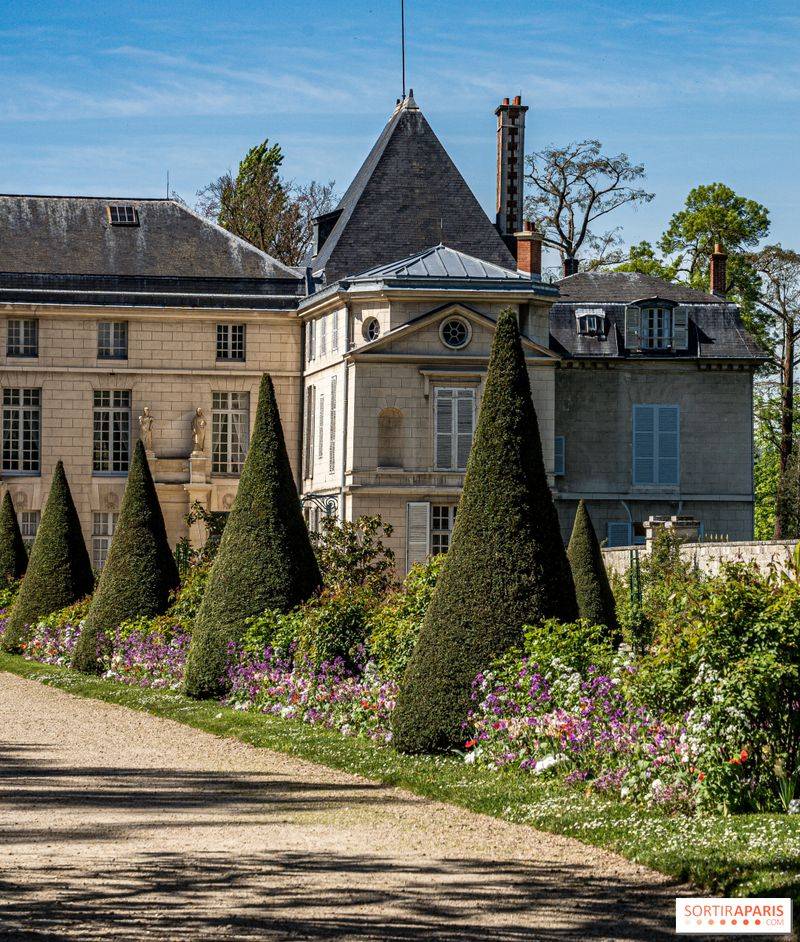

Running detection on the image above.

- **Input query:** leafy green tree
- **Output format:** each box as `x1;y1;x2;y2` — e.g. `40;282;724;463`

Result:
2;462;93;652
311;515;396;594
197;139;336;265
566;500;619;635
614;240;680;280
183;374;322;699
392;310;578;753
73;441;180;673
0;492;27;582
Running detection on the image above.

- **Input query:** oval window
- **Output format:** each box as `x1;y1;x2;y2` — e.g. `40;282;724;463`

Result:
440;317;471;349
363;317;381;342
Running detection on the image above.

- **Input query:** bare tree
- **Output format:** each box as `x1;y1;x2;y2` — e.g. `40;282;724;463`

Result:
748;245;800;536
197;139;336;266
524;140;654;271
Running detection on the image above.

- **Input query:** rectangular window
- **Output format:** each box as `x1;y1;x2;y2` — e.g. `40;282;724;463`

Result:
640;308;672;349
633;404;680;485
305;322;313;363
431;505;457;555
107;205;138;226
554;435;565;476
317;393;325;461
434;387;475;471
607;521;632;547
20;509;40;546
7;319;38;357
93;390;131;474
212;392;249;475
2;388;41;474
97;321;128;360
304;386;315;477
329;376;337;473
216;324;246;361
92;512;119;569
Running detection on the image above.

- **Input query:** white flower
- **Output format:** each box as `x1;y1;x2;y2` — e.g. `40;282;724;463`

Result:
464;751;476;765
533;754;563;774
788;799;800;815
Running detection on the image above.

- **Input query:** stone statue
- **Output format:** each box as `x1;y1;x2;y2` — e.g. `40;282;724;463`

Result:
138;406;154;453
192;407;207;453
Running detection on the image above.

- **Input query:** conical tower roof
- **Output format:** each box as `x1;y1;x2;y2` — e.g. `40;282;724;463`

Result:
313;93;516;283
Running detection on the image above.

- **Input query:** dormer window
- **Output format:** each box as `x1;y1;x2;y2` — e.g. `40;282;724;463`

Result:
107;205;139;226
641;307;672;349
576;308;604;336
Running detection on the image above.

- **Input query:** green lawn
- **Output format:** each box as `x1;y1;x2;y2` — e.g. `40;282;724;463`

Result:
2;651;799;903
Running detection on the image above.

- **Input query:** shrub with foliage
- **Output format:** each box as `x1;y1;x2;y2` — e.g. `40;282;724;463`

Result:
567;500;619;636
0;492;27;582
311;515;396;594
2;462;93;653
74;441;179;673
393;310;578;753
184;374;322;699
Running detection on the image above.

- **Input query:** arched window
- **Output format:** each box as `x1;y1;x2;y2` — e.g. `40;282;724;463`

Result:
378;408;404;468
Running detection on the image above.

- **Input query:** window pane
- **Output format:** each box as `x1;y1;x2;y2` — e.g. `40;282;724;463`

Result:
2;387;41;473
212;391;249;474
93;390;130;472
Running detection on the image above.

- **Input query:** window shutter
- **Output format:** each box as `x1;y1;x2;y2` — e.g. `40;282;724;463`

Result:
406;501;431;569
320;316;327;356
329;376;337;473
305;386;315;476
607;522;632;547
632;404;655;484
455;390;475;470
672;306;689;350
317;393;325;460
434;388;454;470
657;405;680;485
332;310;339;351
624;305;641;350
553;435;565;476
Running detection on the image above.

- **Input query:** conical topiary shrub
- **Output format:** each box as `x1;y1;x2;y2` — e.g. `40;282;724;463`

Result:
567;499;619;636
183;374;322;699
1;462;94;653
0;491;28;583
73;440;180;673
393;309;578;754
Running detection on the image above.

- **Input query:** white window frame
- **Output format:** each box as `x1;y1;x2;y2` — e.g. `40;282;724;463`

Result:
92;512;119;569
97;321;128;360
108;205;138;225
93;390;131;475
640;307;672;350
211;391;249;475
20;510;40;543
431;504;457;555
2;388;41;475
216;324;246;361
632;404;680;486
434;387;475;471
7;318;38;358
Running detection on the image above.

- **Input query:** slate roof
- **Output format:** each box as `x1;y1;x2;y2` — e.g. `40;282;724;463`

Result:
311;94;516;283
550;271;765;361
0;195;298;279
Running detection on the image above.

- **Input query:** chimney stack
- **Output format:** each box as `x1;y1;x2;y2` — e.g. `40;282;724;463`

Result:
495;95;529;252
710;242;728;296
515;220;543;278
563;257;579;277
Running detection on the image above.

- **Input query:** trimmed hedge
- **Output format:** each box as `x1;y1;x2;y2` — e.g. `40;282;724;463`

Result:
0;491;27;582
1;462;94;652
183;374;322;699
392;309;578;753
567;499;619;636
73;440;180;673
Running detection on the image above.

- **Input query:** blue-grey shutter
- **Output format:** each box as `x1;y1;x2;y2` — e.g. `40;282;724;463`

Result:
607;522;632;547
624;305;641;350
455;390;475;470
406;501;431;569
657;405;680;485
435;389;454;470
673;306;689;350
633;405;655;484
553;436;565;475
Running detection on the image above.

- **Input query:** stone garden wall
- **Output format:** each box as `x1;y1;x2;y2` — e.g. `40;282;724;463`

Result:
603;539;800;577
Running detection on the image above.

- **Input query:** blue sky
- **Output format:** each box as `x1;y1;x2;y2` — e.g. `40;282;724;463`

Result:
1;0;798;259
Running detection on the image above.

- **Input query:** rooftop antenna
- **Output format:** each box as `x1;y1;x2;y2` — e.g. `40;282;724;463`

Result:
166;170;170;199
401;0;406;98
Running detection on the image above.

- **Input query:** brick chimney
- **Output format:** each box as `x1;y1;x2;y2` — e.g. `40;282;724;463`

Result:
515;220;542;278
495;95;528;252
710;242;728;296
563;257;579;277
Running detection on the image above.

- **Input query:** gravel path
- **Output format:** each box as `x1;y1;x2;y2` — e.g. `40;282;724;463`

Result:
0;671;685;940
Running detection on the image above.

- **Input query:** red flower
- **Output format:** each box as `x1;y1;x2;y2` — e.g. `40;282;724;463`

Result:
465;739;478;749
697;771;705;782
740;749;748;762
